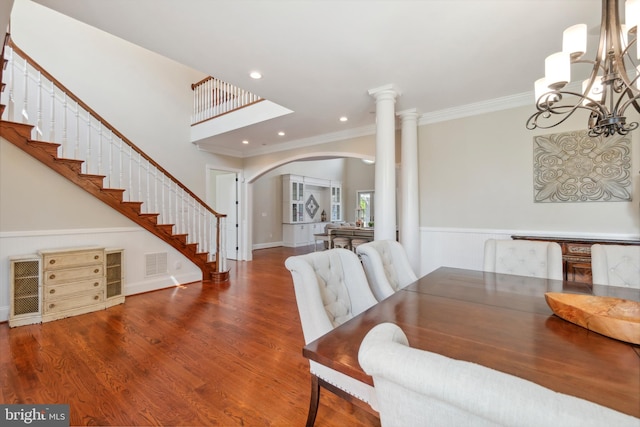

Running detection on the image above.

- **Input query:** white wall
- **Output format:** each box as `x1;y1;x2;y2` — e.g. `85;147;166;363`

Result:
417;104;640;276
252;158;346;248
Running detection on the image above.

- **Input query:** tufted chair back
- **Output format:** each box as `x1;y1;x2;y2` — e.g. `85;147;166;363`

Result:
483;239;563;280
356;240;418;301
359;323;639;427
285;249;379;424
591;244;640;288
286;248;378;343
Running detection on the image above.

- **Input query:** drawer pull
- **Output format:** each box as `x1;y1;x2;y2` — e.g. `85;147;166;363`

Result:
93;282;99;287
49;259;56;265
94;269;99;274
94;255;99;260
94;295;100;300
49;303;55;309
49;289;55;294
49;274;56;280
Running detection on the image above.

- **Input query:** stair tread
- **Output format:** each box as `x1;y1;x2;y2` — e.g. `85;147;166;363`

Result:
2;117;225;283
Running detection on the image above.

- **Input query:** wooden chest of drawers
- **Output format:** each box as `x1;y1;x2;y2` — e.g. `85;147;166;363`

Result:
9;247;125;327
41;247;106;322
512;236;640;284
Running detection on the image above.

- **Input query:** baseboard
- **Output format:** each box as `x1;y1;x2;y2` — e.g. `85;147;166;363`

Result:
253;241;283;250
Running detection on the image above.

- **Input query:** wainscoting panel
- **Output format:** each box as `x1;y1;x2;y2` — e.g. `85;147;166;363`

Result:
0;227;201;322
418;227;639;278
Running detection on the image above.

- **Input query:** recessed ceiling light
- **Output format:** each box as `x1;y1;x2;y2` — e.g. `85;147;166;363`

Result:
242;140;249;144
249;71;262;79
278;131;285;136
339;116;348;122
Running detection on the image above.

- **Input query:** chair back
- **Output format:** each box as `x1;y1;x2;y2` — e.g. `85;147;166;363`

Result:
356;240;418;301
591;244;640;288
285;248;378;344
358;323;638;427
483;239;563;280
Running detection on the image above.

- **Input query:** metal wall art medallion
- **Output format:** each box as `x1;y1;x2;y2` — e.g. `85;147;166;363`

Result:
305;194;319;218
533;130;631;203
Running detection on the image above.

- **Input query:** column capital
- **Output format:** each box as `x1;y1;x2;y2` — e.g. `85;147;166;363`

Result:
396;108;420;120
368;84;402;101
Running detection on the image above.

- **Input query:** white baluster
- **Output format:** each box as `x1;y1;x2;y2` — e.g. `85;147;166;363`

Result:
209;78;214;119
97;122;103;176
118;137;124;190
86;114;92;173
74;102;80;160
21;57;28;124
49;81;55;142
35;71;43;140
61;93;67;156
6;47;15;121
128;145;133;201
138;152;142;203
153;166;158;217
107;129;113;187
145;159;151;214
161;174;166;222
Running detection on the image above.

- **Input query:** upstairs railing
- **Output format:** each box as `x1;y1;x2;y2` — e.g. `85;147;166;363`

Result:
191;76;263;125
1;39;227;271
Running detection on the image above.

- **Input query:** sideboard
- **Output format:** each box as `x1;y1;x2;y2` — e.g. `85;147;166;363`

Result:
9;246;125;327
511;235;640;284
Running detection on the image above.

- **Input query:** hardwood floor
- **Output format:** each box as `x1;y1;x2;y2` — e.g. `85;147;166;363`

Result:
0;246;380;427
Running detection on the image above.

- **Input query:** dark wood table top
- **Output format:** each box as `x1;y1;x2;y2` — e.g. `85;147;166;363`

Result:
303;267;640;417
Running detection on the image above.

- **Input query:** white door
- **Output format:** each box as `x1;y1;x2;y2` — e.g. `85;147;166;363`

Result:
216;173;238;260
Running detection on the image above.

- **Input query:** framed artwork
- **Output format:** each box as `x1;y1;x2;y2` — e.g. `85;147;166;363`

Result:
533;130;632;203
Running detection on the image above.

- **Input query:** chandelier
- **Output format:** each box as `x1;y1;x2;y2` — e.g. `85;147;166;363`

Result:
527;0;640;137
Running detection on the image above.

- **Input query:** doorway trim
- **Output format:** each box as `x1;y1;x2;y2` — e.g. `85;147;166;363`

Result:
205;165;247;261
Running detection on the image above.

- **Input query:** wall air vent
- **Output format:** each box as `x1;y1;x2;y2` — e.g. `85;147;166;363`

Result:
145;252;168;277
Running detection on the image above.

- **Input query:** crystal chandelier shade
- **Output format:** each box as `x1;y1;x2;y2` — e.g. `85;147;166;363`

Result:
527;0;640;137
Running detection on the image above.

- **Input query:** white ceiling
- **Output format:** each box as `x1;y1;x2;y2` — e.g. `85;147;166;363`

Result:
32;0;603;158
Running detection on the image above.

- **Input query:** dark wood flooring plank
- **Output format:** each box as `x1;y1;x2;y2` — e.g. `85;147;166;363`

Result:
1;246;379;427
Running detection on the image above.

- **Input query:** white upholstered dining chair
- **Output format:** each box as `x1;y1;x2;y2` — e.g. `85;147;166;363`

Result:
591;244;640;288
483;239;563;280
356;240;418;301
285;248;379;426
358;322;638;427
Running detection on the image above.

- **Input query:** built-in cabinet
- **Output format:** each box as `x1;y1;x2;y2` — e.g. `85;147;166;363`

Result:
331;183;342;221
283;222;329;247
8;247;125;327
283;174;305;223
282;174;341;247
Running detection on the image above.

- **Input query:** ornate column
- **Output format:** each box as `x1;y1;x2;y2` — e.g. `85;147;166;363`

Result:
368;84;400;241
397;108;420;274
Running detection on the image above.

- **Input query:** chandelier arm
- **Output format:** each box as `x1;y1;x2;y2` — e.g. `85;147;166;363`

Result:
527;98;607;130
616;89;640;114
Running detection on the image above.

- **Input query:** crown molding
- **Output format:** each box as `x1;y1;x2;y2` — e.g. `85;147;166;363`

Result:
197;92;538;158
418;91;532;125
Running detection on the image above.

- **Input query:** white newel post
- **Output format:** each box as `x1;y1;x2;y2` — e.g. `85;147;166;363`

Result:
397;108;420;273
368;84;400;241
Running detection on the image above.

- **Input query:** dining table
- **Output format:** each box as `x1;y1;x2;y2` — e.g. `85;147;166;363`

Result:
303;267;640;418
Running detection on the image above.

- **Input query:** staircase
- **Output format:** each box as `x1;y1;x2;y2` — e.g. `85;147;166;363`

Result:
0;36;229;283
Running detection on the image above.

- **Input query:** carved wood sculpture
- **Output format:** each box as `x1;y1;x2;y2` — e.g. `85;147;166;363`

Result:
545;292;640;345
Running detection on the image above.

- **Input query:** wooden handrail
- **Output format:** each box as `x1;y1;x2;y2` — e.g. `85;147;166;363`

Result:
8;40;225;222
191;76;214;90
191;99;265;127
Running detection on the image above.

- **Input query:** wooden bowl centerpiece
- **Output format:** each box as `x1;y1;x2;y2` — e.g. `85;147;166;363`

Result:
544;293;640;345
